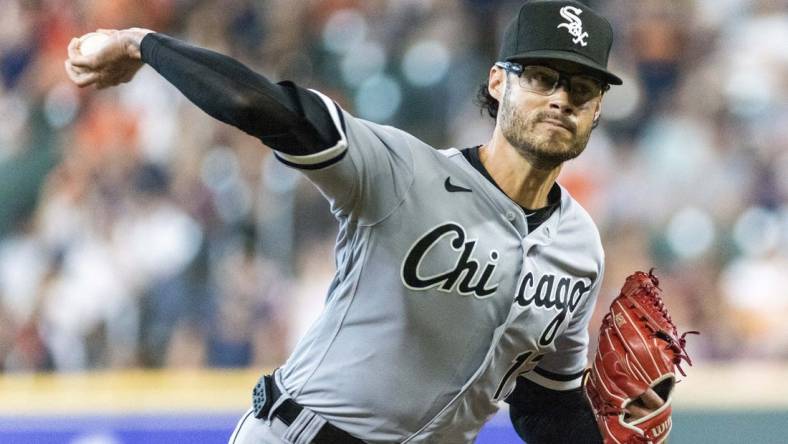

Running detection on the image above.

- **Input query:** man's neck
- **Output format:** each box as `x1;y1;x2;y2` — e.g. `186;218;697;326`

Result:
479;129;561;210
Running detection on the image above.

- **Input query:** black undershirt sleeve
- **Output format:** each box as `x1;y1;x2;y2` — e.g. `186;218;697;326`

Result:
506;376;602;444
139;33;340;155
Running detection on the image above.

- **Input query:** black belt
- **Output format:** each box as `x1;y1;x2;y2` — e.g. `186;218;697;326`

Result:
252;374;365;444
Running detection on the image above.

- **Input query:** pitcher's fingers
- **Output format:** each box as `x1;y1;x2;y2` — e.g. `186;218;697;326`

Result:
65;62;100;87
67;37;81;59
626;403;651;420
76;72;100;87
624;388;665;421
68;38;101;69
64;60;82;83
65;57;91;75
64;59;91;79
69;52;100;69
640;388;664;410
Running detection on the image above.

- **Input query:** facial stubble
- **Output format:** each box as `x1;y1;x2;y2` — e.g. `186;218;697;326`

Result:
499;83;593;170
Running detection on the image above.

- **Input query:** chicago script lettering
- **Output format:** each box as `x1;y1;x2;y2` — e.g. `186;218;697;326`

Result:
515;271;591;346
402;223;499;298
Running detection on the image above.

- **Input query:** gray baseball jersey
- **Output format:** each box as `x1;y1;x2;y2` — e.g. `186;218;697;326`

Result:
274;91;604;443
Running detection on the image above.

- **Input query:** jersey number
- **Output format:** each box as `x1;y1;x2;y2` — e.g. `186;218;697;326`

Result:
493;351;544;400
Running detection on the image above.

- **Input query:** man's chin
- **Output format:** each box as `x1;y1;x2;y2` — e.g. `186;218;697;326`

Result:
503;128;585;167
535;128;575;145
537;120;575;136
518;142;584;169
531;138;576;158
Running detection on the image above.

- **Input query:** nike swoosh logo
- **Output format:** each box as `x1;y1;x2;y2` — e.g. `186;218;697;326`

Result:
444;177;472;193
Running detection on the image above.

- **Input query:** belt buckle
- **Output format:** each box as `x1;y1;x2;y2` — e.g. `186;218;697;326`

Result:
252;374;275;419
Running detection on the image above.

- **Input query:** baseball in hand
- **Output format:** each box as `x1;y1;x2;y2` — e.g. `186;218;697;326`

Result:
78;32;111;56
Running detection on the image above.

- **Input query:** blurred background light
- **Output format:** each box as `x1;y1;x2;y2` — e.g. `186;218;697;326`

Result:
401;39;451;87
355;74;402;122
322;8;368;55
733;206;781;257
724;68;775;118
43;83;79;129
598;72;641;122
779;205;788;250
340;41;386;87
775;150;788;197
637;116;714;206
214;179;252;224
0;94;29;161
200;146;251;223
666;206;716;260
201;146;241;193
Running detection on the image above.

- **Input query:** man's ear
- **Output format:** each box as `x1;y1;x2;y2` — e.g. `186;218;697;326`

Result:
592;100;602;128
488;65;506;101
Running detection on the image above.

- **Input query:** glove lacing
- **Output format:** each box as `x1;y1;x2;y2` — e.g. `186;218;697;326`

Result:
643;269;699;376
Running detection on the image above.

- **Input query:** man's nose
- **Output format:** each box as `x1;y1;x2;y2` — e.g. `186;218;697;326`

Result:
548;85;575;114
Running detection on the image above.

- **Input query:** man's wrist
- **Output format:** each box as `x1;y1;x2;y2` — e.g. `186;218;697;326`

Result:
119;28;154;60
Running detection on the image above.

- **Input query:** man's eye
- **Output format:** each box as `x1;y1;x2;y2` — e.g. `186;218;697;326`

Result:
573;80;601;98
533;73;555;85
573;84;592;95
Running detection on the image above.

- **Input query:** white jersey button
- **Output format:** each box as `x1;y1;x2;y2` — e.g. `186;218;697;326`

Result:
505;211;516;221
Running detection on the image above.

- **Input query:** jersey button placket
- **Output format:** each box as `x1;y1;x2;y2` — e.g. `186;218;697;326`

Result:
503;209;528;237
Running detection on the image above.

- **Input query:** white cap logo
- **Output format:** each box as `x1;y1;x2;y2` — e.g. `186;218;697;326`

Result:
557;6;589;47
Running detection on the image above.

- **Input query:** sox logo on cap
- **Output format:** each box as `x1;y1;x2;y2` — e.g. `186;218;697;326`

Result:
557;6;588;47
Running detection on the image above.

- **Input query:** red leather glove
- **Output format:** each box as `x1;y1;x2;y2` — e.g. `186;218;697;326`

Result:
584;270;698;444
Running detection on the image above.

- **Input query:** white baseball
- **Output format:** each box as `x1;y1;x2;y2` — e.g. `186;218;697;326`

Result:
78;32;111;56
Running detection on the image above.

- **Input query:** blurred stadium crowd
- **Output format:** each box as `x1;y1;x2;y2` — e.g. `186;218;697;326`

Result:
0;0;786;373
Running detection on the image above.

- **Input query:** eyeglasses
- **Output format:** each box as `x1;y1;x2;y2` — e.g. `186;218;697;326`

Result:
495;62;609;105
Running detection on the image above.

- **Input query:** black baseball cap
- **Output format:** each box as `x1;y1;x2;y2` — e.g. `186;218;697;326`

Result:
499;0;623;85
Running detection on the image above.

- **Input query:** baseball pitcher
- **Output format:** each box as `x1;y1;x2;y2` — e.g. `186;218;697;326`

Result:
65;1;687;443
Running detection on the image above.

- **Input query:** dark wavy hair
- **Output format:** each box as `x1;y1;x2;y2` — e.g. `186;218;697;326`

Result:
476;81;499;120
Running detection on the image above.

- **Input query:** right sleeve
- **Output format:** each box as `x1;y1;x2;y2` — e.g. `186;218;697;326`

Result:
139;33;415;222
139;33;340;155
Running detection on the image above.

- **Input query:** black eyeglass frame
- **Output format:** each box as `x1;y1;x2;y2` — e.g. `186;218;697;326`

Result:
495;61;610;104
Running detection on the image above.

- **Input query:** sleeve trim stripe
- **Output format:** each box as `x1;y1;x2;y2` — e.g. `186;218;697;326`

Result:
273;90;348;166
523;370;583;391
533;367;585;381
274;150;347;170
335;96;347;134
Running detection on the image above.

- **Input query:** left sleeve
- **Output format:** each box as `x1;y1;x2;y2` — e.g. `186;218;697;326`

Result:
506;377;602;444
525;261;605;390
